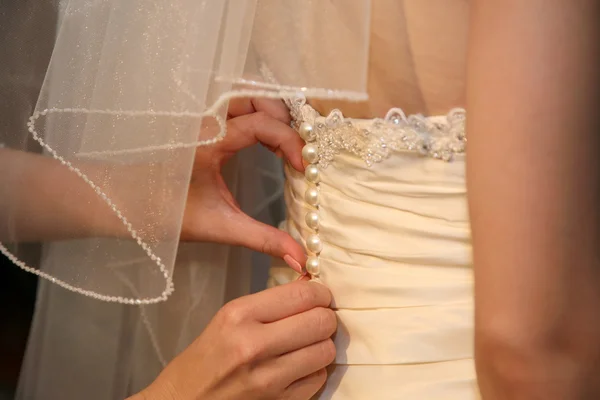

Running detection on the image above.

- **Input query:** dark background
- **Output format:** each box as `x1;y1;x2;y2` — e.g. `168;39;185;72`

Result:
0;253;37;398
1;0;60;397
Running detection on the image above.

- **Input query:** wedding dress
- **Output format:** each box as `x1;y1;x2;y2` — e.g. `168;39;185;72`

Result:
268;95;477;399
4;0;476;397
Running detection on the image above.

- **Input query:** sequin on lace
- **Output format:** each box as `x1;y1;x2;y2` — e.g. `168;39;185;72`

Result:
286;95;467;168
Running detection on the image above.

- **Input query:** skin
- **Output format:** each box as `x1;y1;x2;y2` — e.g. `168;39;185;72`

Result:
2;98;334;398
313;0;600;397
129;279;337;400
310;0;469;117
0;98;307;272
467;1;600;398
4;1;599;398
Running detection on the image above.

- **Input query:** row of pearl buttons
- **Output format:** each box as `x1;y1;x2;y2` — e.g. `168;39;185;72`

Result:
299;122;321;277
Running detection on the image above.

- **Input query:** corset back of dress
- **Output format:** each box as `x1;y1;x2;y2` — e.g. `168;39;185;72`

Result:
269;98;479;399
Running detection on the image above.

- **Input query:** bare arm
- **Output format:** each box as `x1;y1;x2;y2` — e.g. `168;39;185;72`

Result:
467;1;600;398
0;148;123;242
0;101;307;269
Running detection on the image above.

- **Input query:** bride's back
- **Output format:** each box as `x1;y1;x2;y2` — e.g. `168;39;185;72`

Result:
310;0;469;118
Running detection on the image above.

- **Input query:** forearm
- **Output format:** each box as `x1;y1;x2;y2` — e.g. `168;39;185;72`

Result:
0;149;125;242
127;377;181;400
127;393;147;400
467;1;600;398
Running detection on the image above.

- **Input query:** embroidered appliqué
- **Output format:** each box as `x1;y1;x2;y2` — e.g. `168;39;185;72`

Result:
286;95;467;168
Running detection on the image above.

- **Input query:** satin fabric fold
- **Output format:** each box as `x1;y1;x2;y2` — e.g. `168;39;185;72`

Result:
269;117;478;398
320;360;477;399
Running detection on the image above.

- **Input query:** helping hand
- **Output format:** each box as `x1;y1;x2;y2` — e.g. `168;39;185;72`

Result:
136;279;336;400
181;98;306;273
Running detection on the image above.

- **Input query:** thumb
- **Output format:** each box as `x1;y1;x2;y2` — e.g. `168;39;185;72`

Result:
223;211;306;274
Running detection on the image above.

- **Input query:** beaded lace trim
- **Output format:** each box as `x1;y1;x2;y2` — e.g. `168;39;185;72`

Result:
286;95;467;168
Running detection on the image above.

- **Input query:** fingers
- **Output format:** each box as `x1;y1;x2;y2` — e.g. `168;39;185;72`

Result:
223;113;304;172
227;97;256;118
237;280;332;323
258;306;337;357
251;98;292;125
218;210;305;267
227;98;291;125
282;369;328;400
256;339;335;392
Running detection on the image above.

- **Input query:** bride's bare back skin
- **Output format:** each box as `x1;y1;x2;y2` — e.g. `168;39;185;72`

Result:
310;0;469;118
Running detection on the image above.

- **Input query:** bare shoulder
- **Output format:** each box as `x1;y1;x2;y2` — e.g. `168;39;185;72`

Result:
310;0;470;118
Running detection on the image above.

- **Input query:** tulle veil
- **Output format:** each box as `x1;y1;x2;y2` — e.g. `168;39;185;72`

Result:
0;0;370;397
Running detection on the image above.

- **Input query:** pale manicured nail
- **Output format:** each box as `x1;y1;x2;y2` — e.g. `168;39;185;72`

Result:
284;254;306;275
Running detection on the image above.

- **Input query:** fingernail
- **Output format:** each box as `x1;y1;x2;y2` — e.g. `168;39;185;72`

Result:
284;254;306;275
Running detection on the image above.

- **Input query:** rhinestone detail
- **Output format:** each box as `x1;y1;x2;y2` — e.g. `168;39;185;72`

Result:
285;95;467;168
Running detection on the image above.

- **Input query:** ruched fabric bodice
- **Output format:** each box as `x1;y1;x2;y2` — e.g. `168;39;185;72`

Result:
268;97;479;399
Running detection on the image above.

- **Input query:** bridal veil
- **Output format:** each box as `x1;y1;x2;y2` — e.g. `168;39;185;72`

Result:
0;0;370;397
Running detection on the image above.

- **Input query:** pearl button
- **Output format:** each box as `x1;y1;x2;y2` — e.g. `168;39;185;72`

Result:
305;211;319;230
298;122;315;142
302;144;319;164
306;234;322;254
306;257;320;276
305;187;319;206
305;165;320;183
